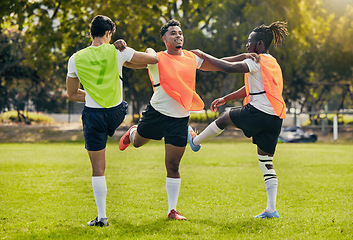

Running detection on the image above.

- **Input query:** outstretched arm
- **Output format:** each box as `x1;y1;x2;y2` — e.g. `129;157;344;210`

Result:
193;50;258;73
129;48;159;65
123;48;158;69
113;39;158;69
123;62;149;69
193;49;249;73
222;53;260;63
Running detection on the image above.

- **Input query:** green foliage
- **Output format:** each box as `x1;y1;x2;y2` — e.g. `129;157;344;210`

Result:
1;0;353;114
189;110;219;123
303;113;353;126
324;113;353;125
0;110;54;124
0;142;352;239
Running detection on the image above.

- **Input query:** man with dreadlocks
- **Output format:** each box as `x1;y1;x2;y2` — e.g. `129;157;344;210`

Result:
188;21;289;219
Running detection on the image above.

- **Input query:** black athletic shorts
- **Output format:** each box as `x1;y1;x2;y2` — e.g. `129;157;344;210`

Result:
82;101;128;151
137;103;189;147
229;104;282;154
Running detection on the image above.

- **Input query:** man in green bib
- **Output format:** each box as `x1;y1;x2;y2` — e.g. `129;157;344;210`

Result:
66;15;158;227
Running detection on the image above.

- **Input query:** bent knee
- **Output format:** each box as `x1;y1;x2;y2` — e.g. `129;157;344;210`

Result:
216;111;232;129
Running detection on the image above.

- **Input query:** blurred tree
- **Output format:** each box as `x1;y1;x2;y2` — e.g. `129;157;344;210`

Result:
0;29;37;114
232;0;353;114
1;0;69;113
0;0;352;119
288;0;353;113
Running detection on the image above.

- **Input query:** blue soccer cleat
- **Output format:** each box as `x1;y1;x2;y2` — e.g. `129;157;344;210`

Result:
254;210;279;219
187;126;201;152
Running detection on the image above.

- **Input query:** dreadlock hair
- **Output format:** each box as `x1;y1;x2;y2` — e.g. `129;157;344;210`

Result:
253;21;289;49
160;19;181;37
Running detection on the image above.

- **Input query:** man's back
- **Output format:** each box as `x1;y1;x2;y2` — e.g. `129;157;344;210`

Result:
75;44;120;108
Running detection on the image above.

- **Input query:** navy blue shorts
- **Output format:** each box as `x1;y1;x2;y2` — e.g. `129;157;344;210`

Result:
137;103;189;147
82;101;128;151
229;104;282;154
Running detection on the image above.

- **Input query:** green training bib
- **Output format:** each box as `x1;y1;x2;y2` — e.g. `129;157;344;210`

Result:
75;44;121;108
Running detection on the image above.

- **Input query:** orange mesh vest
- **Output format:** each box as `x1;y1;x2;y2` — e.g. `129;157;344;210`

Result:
148;50;204;111
243;54;286;119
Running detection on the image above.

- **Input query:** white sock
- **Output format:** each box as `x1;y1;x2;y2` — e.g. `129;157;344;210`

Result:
129;127;137;141
92;176;107;220
166;177;181;213
193;121;224;145
258;154;278;213
265;178;278;213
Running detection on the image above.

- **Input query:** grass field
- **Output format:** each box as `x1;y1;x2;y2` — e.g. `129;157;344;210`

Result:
0;140;352;239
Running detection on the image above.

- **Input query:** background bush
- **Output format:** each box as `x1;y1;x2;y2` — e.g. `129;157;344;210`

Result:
303;113;353;126
189;110;219;123
0;111;54;124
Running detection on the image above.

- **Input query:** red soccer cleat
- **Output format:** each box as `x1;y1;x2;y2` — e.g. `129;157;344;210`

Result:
167;209;187;220
119;125;137;151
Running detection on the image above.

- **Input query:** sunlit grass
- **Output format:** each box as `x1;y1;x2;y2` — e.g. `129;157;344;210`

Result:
0;141;352;239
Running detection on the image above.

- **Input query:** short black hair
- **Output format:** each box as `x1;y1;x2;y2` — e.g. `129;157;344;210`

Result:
160;19;181;37
90;15;116;38
253;21;289;49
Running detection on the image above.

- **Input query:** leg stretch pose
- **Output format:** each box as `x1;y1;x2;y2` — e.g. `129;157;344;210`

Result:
118;19;235;220
188;21;289;218
190;106;281;218
120;107;188;220
66;15;158;226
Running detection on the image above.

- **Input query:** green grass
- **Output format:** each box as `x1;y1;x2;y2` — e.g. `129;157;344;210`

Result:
0;141;352;239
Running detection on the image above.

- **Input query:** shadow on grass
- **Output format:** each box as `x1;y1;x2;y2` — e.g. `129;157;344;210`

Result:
10;216;275;239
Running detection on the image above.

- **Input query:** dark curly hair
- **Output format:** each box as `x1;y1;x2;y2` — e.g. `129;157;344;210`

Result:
253;21;289;49
90;15;116;38
160;19;181;37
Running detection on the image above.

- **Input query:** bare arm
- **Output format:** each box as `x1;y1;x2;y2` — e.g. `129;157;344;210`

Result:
199;58;226;71
123;48;159;69
192;49;250;73
223;86;247;101
66;76;85;102
129;48;159;65
210;86;246;112
123;62;149;69
221;53;260;63
113;40;158;69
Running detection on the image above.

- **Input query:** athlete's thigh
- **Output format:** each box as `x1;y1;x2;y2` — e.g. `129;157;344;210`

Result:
137;104;164;140
82;108;108;151
228;104;262;136
163;116;189;147
107;101;128;136
253;115;282;154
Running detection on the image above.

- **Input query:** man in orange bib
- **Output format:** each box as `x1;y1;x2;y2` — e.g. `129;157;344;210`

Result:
117;19;258;220
188;21;289;219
